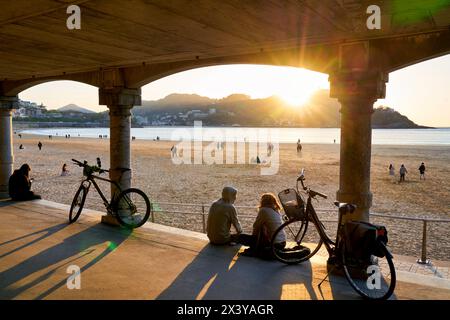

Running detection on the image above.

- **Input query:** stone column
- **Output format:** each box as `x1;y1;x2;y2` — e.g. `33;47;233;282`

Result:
99;87;141;198
0;96;18;199
329;71;387;222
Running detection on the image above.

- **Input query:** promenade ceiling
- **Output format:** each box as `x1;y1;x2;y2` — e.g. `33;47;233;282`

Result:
0;0;449;85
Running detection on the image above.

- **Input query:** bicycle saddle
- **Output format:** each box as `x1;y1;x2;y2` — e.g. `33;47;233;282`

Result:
334;201;356;213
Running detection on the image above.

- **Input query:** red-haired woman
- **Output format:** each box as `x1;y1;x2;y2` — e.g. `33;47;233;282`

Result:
238;193;286;257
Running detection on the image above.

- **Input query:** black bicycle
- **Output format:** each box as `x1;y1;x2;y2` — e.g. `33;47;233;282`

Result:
271;169;396;300
69;159;151;229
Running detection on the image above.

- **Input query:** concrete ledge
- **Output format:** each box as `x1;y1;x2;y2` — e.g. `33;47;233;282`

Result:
1;199;450;300
397;271;450;291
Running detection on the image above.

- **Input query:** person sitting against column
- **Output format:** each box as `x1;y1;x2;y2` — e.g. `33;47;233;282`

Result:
8;164;41;201
207;186;243;245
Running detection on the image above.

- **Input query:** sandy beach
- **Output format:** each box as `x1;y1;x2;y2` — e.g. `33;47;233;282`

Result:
12;133;450;260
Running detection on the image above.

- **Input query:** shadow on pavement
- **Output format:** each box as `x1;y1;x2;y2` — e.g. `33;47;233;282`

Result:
0;223;131;299
157;243;321;300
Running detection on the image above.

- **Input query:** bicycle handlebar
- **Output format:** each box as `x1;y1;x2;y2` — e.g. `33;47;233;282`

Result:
296;168;328;199
72;159;84;166
71;159;110;174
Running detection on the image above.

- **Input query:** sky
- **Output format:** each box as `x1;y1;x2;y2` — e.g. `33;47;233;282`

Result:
19;54;450;127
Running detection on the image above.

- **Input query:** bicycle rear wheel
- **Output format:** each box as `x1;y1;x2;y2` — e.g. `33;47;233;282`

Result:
69;185;87;223
342;241;396;300
271;218;323;264
114;188;151;228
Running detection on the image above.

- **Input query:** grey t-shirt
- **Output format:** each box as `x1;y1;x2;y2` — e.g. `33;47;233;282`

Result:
207;199;243;244
253;207;286;244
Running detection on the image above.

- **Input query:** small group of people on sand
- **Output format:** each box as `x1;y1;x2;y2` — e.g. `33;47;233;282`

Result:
206;186;307;260
389;162;426;182
18;141;43;151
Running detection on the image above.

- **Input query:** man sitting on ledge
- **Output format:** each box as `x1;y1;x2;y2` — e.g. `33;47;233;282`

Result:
207;186;243;245
9;164;42;201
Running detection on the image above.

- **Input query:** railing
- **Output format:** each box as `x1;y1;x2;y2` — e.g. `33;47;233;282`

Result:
150;201;450;265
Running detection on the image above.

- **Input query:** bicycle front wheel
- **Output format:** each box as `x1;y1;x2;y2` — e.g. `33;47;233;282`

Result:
342;241;396;300
114;188;151;228
272;218;323;264
69;185;87;223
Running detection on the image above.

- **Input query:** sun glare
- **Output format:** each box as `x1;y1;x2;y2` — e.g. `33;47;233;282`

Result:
278;89;311;107
275;77;321;108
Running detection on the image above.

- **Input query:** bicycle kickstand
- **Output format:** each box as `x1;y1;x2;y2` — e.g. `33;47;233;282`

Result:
318;265;336;288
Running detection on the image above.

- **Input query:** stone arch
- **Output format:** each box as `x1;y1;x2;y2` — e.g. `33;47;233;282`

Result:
1;71;104;97
123;45;339;88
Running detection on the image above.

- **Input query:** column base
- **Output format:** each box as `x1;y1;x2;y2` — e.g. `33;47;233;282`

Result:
0;191;10;200
101;214;121;227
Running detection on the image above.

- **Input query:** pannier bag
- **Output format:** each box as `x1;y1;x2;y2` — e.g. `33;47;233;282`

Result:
343;221;389;260
278;188;305;220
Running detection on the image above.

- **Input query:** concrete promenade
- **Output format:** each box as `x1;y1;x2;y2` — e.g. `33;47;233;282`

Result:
0;199;449;300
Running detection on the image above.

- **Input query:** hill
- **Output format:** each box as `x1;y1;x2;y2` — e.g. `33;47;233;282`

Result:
58;104;95;114
133;91;428;128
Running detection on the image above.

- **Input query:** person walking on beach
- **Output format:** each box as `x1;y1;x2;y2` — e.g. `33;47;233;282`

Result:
418;162;426;180
297;139;302;152
18;133;22;139
170;145;177;158
9;164;41;201
207;187;243;245
399;164;408;182
37;141;43;151
267;143;274;156
389;164;395;177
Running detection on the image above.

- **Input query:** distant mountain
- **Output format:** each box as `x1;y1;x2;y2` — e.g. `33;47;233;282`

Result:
58;104;95;114
133;91;429;128
141;93;215;109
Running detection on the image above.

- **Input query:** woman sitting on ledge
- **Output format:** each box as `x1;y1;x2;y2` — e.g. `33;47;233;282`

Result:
238;193;286;259
8;164;41;201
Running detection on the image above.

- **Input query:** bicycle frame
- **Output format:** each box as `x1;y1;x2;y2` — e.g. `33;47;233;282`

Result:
79;173;123;212
304;196;338;257
296;175;344;260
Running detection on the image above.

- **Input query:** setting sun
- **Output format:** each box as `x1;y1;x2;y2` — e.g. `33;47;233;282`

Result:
277;87;313;107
